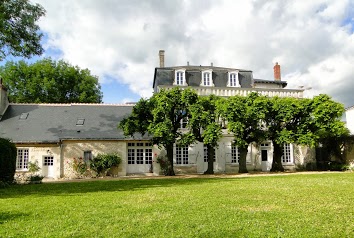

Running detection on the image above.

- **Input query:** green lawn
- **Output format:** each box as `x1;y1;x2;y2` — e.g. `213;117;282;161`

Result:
1;173;354;237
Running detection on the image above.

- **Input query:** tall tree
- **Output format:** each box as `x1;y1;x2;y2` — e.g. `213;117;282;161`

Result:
0;58;103;103
262;95;347;172
0;0;45;60
119;87;199;176
263;96;311;171
222;93;267;173
187;95;223;174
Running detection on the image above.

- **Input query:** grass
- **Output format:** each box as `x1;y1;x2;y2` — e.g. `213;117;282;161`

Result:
1;173;354;237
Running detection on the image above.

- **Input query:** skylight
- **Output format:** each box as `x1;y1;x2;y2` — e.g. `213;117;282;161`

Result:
19;113;29;120
76;118;85;126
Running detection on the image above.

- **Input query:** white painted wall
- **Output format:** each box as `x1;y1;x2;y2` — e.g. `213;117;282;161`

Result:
346;107;354;135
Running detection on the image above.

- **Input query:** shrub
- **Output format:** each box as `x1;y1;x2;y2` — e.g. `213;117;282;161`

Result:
28;161;41;173
90;153;121;176
0;138;17;183
27;161;44;184
72;157;88;175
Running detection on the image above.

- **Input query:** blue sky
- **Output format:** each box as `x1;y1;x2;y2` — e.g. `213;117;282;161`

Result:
3;0;354;106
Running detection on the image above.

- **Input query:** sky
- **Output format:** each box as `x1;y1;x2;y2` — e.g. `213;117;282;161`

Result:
12;0;354;106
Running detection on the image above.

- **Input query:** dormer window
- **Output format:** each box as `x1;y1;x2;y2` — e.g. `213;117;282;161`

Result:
228;71;240;87
174;69;187;86
201;69;214;86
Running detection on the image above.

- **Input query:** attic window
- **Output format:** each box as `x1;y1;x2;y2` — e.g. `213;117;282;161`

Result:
174;69;187;86
200;69;214;86
76;118;85;126
19;113;29;120
227;71;240;87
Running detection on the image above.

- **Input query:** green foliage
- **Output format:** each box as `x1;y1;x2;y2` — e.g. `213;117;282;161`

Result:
90;153;121;176
0;58;103;103
222;93;268;173
0;0;45;60
27;174;44;183
119;87;199;176
72;157;88;175
187;95;223;174
0;138;17;183
28;161;40;173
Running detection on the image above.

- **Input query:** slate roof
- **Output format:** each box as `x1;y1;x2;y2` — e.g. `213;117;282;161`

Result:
153;65;254;89
0;104;148;143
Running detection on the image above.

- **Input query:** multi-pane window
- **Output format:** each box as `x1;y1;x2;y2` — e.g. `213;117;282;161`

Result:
203;72;211;86
231;145;240;163
203;145;216;162
83;151;92;163
43;156;54;166
229;73;238;87
176;145;188;165
127;143;153;165
17;149;29;170
180;117;188;128
176;71;184;85
282;144;292;163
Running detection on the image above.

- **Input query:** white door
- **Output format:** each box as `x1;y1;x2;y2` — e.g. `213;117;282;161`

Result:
261;149;271;172
126;143;153;174
43;156;54;177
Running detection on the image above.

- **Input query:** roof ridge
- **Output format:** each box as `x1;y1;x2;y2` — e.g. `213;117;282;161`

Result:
10;103;135;106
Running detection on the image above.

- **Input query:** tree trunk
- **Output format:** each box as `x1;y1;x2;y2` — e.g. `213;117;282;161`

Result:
238;146;248;173
204;145;215;174
271;142;284;172
165;143;175;176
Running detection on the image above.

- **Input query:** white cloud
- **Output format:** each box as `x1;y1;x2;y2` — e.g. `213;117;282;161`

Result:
33;0;354;106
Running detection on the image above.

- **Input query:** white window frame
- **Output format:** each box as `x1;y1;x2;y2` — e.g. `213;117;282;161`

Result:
227;71;239;87
201;69;214;86
43;156;54;166
127;142;153;165
175;145;189;165
282;143;294;164
174;69;187;86
16;148;29;171
231;144;240;164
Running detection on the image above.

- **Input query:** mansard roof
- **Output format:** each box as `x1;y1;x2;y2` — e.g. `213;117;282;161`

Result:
153;65;254;89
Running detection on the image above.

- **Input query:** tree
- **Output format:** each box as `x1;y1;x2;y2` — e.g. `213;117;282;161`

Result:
222;93;267;173
0;0;45;60
119;88;199;176
0;138;17;183
187;95;223;174
262;94;348;172
262;96;312;171
0;58;103;103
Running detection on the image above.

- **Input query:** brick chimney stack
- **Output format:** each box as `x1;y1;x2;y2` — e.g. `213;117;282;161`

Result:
159;50;165;68
274;62;281;81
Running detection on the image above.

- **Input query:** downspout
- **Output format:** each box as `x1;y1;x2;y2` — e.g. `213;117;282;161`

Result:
59;140;64;178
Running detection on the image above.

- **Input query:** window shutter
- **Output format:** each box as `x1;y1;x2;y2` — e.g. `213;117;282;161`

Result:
225;142;232;163
188;144;197;164
246;144;252;163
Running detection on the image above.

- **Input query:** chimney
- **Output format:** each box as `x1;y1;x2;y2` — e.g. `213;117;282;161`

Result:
274;62;281;81
187;61;189;66
159;50;165;68
211;62;213;67
0;77;9;119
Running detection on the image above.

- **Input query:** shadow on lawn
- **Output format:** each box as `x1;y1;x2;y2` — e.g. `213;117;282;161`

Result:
0;212;28;224
0;177;245;199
